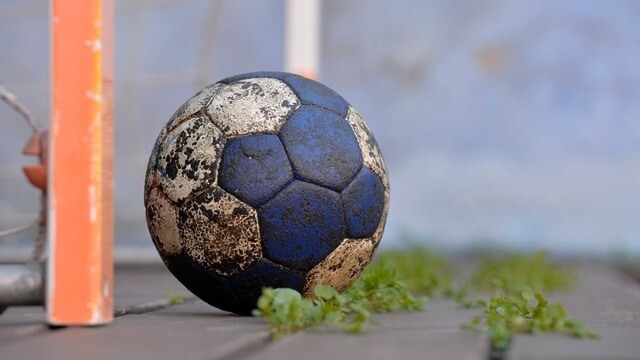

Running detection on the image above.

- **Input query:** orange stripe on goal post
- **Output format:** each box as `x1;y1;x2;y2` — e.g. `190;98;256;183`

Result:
48;0;114;325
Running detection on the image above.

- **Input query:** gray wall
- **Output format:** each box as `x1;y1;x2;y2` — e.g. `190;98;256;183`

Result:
0;0;638;257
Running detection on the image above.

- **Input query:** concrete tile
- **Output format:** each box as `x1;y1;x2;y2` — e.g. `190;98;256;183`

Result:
0;299;269;360
245;299;488;360
509;266;640;360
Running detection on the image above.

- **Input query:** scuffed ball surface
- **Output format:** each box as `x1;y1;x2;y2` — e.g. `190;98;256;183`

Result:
145;72;389;315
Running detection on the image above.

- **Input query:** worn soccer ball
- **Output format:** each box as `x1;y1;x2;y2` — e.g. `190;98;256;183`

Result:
144;72;389;315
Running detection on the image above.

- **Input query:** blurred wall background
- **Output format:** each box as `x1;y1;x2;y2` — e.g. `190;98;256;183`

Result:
0;0;638;259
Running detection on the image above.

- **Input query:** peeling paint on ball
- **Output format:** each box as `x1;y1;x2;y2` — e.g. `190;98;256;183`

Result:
180;186;262;276
155;115;225;204
205;78;300;137
303;238;376;297
144;72;390;315
145;187;181;256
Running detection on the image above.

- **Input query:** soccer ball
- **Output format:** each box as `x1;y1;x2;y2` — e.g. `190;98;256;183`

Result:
144;72;389;315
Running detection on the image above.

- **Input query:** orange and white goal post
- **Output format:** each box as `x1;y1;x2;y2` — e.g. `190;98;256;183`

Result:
47;0;114;326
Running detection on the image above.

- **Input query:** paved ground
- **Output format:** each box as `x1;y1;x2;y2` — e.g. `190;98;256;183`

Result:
0;265;638;360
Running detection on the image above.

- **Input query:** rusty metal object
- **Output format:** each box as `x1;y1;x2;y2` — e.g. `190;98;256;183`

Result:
22;130;48;191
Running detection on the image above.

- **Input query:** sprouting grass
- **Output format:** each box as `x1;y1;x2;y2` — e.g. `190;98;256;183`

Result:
371;248;454;296
166;288;186;305
455;251;595;349
463;288;597;349
253;263;425;340
253;248;596;348
466;251;576;296
449;251;576;309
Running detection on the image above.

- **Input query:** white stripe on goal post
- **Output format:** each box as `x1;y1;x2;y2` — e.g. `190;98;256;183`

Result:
284;0;320;79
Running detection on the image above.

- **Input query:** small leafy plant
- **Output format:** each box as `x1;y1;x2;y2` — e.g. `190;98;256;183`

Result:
468;251;575;296
464;287;597;349
452;251;576;309
457;251;596;349
252;286;365;340
253;248;597;349
342;265;425;313
166;288;186;305
253;264;424;339
372;248;454;296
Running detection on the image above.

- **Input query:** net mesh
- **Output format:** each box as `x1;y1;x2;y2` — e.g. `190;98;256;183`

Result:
0;0;285;260
3;1;640;257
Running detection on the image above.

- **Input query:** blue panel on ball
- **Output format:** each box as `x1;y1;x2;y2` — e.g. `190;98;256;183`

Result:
280;105;362;192
219;135;293;207
164;253;248;314
259;180;345;271
228;258;306;309
280;74;349;117
341;166;386;238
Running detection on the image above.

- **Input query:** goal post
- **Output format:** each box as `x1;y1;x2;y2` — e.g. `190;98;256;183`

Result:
284;0;320;79
47;0;114;325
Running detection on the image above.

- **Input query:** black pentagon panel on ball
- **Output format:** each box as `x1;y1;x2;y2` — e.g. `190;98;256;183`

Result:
163;253;245;315
279;105;362;192
258;180;345;271
219;134;293;207
341;166;386;239
228;258;306;313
